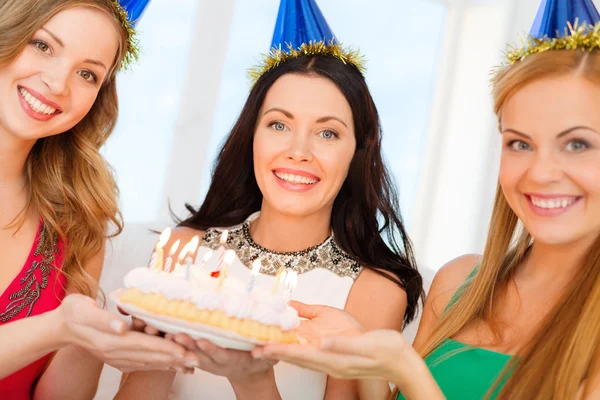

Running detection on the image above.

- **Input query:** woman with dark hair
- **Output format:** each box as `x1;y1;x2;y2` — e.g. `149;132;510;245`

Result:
116;3;421;399
118;50;422;400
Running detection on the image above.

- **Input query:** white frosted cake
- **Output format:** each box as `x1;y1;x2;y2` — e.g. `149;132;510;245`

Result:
118;255;300;344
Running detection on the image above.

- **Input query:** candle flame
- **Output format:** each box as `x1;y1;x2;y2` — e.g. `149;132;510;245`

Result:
220;230;229;244
157;227;171;249
251;259;262;276
177;243;189;262
178;236;200;262
169;239;181;256
224;249;236;265
189;236;200;253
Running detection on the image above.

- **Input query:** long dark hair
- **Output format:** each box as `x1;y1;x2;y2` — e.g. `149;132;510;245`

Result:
180;56;423;325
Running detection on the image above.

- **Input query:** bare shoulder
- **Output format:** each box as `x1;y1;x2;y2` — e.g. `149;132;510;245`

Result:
351;268;407;304
345;267;407;332
168;226;206;244
162;226;206;259
411;254;480;350
428;254;481;312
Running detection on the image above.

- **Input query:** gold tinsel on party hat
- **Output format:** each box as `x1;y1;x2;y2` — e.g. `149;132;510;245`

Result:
248;40;366;85
492;20;600;79
111;0;141;70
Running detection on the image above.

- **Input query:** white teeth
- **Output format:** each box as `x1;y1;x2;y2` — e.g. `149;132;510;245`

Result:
18;87;57;115
531;196;576;209
275;171;318;185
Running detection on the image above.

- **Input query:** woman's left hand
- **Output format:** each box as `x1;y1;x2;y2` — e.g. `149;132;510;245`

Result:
168;334;278;382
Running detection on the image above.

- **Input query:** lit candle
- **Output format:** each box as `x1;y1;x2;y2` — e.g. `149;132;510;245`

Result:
191;250;213;283
197;250;213;269
217;249;236;288
175;243;189;273
247;259;262;293
164;239;180;273
271;266;287;294
184;236;200;280
215;230;229;271
283;270;298;303
149;228;171;271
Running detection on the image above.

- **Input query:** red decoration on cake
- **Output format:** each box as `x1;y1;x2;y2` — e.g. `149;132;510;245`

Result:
211;270;221;278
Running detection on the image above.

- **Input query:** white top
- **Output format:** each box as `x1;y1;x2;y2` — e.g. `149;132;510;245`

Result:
168;213;361;400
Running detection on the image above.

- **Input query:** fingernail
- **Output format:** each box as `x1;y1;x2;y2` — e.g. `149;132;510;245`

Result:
184;360;200;368
109;320;125;334
173;352;184;359
320;338;332;349
253;351;263;359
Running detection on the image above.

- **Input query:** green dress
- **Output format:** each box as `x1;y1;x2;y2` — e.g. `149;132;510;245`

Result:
397;269;513;400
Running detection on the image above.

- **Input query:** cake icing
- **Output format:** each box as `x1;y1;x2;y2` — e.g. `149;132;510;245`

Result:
122;262;300;332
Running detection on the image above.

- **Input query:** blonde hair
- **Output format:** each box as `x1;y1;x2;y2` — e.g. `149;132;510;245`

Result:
0;0;127;299
393;50;600;400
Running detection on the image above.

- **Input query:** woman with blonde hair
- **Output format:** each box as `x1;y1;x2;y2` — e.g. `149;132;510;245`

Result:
256;1;600;398
0;1;196;398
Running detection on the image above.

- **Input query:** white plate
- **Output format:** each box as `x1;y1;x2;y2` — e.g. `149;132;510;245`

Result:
110;289;263;351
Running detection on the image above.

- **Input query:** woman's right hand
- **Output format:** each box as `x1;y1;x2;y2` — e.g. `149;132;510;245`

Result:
56;294;199;373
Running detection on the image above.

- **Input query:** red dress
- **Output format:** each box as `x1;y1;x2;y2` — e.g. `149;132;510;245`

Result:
0;221;66;399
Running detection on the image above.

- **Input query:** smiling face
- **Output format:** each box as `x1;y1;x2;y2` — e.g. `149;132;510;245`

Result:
0;6;119;143
499;74;600;246
253;73;357;218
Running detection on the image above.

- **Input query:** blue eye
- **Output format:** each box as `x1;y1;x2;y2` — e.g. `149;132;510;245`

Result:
319;130;338;140
565;139;588;152
508;140;531;151
269;122;286;131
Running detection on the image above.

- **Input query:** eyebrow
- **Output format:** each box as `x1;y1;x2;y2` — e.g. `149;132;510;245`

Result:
263;108;348;128
316;116;348;128
41;28;64;47
83;59;107;71
263;107;294;119
502;126;600;138
41;28;107;71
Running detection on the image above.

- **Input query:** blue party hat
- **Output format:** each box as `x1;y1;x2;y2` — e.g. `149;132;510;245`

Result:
110;0;153;69
271;0;336;50
530;0;600;39
119;0;152;26
249;0;364;84
497;0;600;69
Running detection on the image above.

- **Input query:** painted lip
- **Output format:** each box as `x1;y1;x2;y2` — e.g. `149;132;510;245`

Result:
19;85;62;110
17;85;63;122
272;168;321;193
273;168;320;180
525;193;582;217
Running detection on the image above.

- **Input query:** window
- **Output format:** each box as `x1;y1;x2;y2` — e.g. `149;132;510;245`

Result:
102;0;201;223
